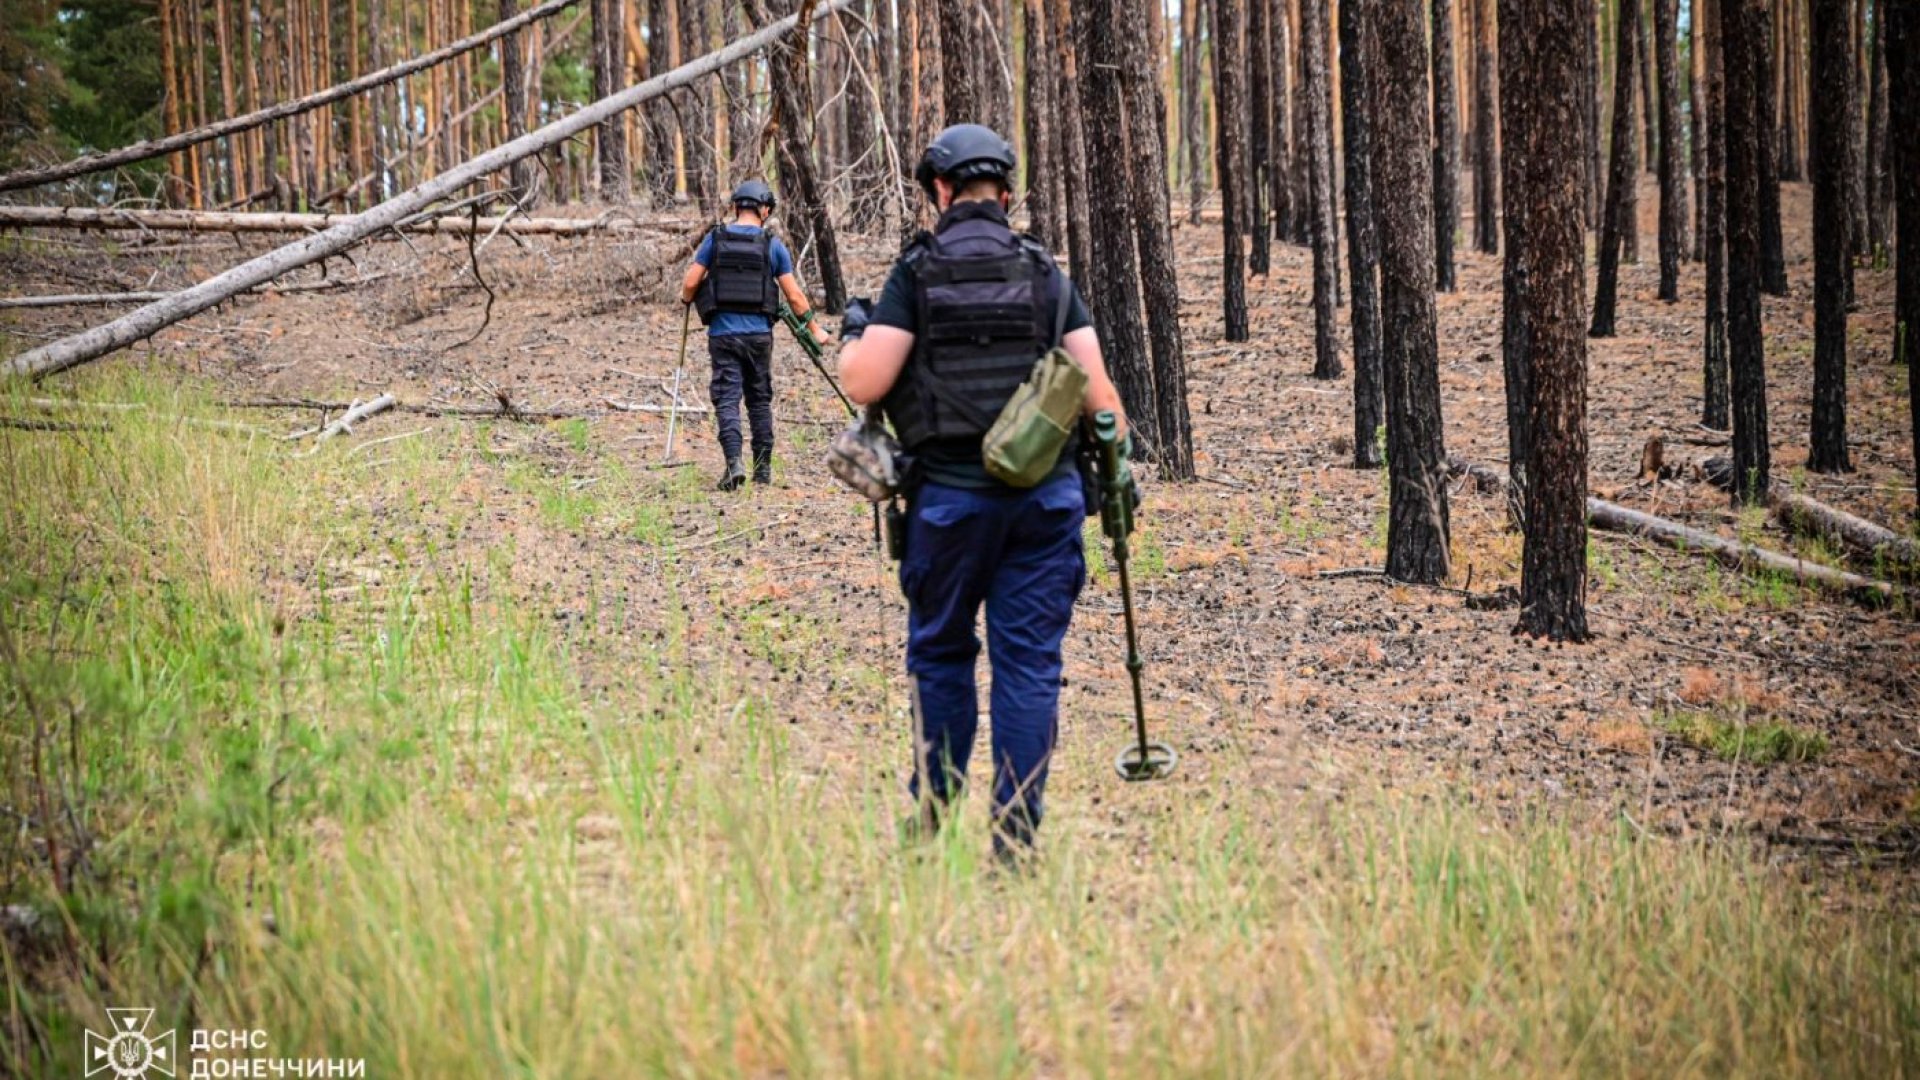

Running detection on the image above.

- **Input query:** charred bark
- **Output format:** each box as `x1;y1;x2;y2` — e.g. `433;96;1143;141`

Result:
1703;0;1732;429
1214;0;1252;341
751;0;846;311
940;1;981;122
644;0;676;205
1757;0;1787;294
1590;0;1640;338
1655;0;1686;300
1302;0;1340;377
1809;0;1853;472
1341;0;1386;468
1723;0;1772;503
592;0;630;201
679;0;717;214
1472;0;1499;255
1432;0;1461;291
1374;0;1453;583
1888;1;1918;486
1248;0;1276;274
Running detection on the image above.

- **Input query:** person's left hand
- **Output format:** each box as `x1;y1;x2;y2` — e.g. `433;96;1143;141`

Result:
810;321;835;346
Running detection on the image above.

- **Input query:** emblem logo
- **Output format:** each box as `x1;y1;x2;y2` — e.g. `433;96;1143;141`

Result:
84;1008;176;1078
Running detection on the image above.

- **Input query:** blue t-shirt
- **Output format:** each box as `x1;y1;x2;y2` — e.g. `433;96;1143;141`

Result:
693;224;794;337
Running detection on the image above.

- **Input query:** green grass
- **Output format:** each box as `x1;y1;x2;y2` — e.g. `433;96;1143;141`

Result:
3;375;1917;1077
1655;709;1831;765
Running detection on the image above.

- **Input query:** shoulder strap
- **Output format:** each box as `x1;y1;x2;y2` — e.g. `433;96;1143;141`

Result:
1050;273;1071;348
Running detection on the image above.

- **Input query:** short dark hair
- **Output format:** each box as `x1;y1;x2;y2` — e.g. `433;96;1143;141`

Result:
955;175;1010;200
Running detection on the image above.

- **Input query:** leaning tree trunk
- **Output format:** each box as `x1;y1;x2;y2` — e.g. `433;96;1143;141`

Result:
1248;0;1276;275
1374;0;1453;584
751;0;846;312
1655;0;1686;300
1431;0;1461;292
1075;0;1161;449
1121;0;1196;477
1471;0;1498;255
1809;0;1853;473
1502;0;1590;641
1214;0;1252;341
1341;0;1386;468
1888;1;1919;487
1757;0;1787;294
1703;0;1732;429
1302;0;1341;378
1590;0;1640;338
1723;0;1772;504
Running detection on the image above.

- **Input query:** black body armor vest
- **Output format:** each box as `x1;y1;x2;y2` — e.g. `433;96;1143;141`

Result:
693;226;780;325
882;207;1062;450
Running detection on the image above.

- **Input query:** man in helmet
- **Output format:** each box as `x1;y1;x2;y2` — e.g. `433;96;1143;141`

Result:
680;179;830;490
836;124;1136;862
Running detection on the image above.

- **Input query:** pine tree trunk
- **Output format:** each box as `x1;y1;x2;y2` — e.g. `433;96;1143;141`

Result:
1502;0;1590;640
679;0;715;213
1590;0;1639;337
1886;0;1918;483
1639;0;1658;169
502;0;534;202
1691;0;1706;260
987;0;1016;141
1757;0;1787;293
1723;0;1772;504
1776;0;1805;180
1809;0;1853;472
940;1;980;123
725;0;756;181
750;0;845;311
1273;0;1298;242
1021;0;1055;245
1864;0;1888;257
1214;0;1252;341
1431;0;1461;291
1121;0;1195;477
1248;0;1275;273
643;0;675;205
1585;1;1603;227
1302;0;1340;377
594;0;630;201
1374;0;1453;584
1183;0;1208;223
1846;0;1867;261
1655;0;1685;299
1341;0;1385;468
1074;0;1161;449
1472;0;1498;254
1703;0;1731;428
1047;0;1090;279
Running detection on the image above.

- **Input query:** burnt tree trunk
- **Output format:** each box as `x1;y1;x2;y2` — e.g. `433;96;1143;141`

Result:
1273;0;1299;241
1076;0;1162;447
1248;0;1275;274
752;0;846;311
1639;0;1659;168
644;0;676;205
1655;0;1686;300
1723;0;1772;503
1503;0;1591;641
1864;0;1888;257
1183;0;1209;223
1809;0;1853;472
1703;0;1732;429
1692;3;1707;260
1757;0;1788;294
1303;0;1341;377
1374;0;1453;583
1121;0;1196;477
1472;0;1499;254
1341;0;1386;468
1214;0;1252;341
1022;0;1056;246
1888;0;1919;487
1048;0;1092;281
1590;0;1640;337
679;0;716;215
593;0;630;201
941;1;981;122
1585;2;1603;227
1432;0;1461;291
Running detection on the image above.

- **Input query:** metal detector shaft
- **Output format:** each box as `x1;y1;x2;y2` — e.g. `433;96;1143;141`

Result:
663;303;692;463
1094;411;1175;781
779;301;855;417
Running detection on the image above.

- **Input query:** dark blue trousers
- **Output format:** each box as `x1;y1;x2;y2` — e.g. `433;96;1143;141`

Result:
708;332;774;470
899;473;1087;844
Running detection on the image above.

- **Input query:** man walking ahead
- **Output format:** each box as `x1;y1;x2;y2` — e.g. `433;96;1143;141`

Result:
837;125;1136;860
680;179;829;490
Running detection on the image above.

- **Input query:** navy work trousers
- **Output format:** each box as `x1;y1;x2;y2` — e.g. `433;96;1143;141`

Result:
708;332;774;471
899;472;1087;845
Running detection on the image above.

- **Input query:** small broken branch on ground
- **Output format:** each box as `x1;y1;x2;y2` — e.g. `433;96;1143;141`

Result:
0;206;686;236
310;394;398;443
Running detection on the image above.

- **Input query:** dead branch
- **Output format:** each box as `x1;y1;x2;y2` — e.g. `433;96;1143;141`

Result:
311;394;397;443
0;272;392;309
0;206;687;236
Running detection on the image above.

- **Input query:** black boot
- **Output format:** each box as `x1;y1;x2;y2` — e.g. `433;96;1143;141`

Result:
751;447;773;486
717;457;747;491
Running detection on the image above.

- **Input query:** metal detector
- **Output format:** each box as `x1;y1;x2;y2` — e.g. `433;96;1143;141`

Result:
660;302;693;466
1092;412;1177;782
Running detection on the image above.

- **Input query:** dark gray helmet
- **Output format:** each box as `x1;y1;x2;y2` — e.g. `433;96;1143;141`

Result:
731;179;776;210
915;124;1016;201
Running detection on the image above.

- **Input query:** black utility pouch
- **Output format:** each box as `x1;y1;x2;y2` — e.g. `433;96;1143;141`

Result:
885;499;908;562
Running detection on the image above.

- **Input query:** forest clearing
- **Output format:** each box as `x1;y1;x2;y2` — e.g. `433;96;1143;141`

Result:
3;0;1919;1074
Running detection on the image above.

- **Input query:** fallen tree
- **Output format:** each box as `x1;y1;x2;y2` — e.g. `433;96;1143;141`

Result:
4;0;856;382
0;273;390;309
1699;456;1920;569
0;207;688;236
1448;457;1900;605
0;0;582;195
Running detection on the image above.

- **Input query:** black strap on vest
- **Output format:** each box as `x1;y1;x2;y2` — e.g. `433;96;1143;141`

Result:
908;260;1071;433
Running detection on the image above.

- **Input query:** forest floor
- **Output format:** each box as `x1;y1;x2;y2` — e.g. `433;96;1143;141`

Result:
3;177;1918;1074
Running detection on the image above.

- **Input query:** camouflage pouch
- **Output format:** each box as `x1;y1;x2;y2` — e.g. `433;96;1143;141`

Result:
827;409;904;502
982;346;1089;488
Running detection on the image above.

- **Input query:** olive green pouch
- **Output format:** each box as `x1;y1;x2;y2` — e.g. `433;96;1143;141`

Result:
982;346;1089;487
